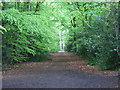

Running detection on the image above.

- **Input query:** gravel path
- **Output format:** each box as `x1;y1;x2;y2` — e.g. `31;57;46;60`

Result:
2;51;119;88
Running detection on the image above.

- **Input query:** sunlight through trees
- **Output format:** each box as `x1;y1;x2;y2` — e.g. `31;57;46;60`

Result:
1;1;120;70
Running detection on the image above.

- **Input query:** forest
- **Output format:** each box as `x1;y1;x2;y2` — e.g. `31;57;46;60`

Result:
0;1;120;71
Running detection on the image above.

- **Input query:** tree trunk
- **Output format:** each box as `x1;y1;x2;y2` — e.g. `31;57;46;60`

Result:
26;0;30;11
118;1;120;56
35;2;40;13
16;0;20;10
89;13;92;26
73;31;77;53
2;2;5;10
23;0;29;11
17;2;20;10
15;2;16;9
71;17;77;53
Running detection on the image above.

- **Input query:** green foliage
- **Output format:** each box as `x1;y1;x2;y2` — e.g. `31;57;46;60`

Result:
1;2;120;70
64;2;120;70
118;68;120;72
29;53;52;62
0;25;7;34
2;3;60;65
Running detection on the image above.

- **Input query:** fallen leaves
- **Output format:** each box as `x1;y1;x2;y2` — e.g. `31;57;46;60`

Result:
67;60;117;76
3;52;118;76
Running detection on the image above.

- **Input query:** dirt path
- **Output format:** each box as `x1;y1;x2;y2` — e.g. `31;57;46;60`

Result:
2;51;118;88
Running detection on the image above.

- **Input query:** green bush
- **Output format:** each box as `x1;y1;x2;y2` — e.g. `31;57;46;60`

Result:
2;8;59;65
64;2;119;70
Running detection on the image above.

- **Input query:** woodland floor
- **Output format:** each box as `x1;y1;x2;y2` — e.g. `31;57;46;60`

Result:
2;51;119;88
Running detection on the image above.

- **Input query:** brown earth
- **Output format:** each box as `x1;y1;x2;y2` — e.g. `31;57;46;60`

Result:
2;51;119;88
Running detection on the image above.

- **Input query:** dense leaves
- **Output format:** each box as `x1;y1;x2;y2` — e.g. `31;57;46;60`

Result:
2;2;60;64
1;2;120;70
63;2;120;70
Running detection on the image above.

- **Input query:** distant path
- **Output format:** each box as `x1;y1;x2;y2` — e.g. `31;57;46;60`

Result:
2;51;118;88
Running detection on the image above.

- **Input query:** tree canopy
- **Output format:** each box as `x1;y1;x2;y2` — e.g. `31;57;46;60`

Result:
1;1;120;70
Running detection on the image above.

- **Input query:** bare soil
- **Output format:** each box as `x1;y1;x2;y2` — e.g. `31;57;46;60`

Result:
2;51;119;88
